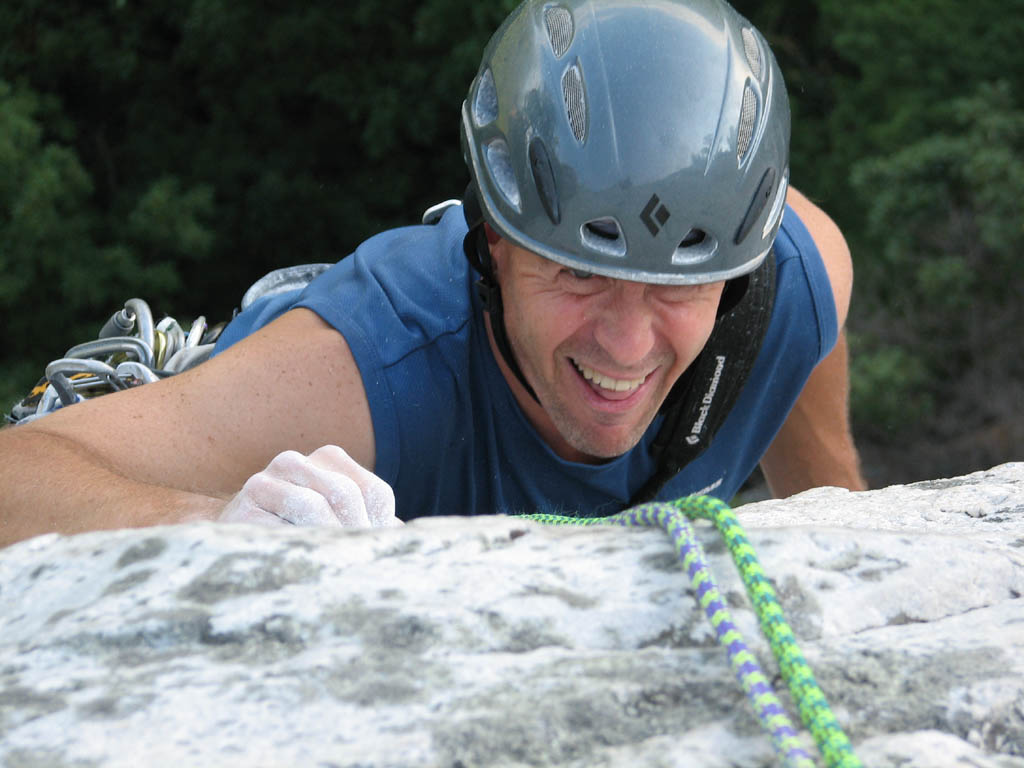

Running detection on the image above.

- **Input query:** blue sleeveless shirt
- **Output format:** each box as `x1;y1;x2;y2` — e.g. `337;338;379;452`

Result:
215;203;836;518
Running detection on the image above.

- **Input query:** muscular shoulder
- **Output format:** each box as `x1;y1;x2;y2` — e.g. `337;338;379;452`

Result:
297;208;475;364
785;187;853;329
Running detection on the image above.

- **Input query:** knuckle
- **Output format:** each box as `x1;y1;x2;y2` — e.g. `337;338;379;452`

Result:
241;472;273;495
361;467;390;491
325;478;370;526
268;449;306;472
326;473;362;505
365;480;395;511
312;444;349;464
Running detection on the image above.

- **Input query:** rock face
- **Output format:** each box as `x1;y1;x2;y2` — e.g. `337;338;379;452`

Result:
1;463;1023;768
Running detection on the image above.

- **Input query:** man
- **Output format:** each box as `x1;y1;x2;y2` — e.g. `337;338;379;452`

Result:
0;0;864;546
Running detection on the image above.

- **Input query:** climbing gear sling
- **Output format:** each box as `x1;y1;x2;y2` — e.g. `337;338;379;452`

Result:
629;248;777;505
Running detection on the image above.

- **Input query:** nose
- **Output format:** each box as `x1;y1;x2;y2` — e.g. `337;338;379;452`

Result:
591;282;657;368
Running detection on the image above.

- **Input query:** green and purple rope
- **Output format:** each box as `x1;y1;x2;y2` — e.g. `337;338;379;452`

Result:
522;496;862;768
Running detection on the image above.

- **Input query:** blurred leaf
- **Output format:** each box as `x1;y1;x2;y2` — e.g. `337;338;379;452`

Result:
849;336;935;439
126;176;215;263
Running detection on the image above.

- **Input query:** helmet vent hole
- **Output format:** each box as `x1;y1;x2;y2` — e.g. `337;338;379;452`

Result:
671;231;718;266
679;228;706;248
529;136;561;225
544;6;574;58
472;68;499;127
484;138;522;211
561;63;588;143
581;218;626;257
737;84;757;163
741;28;762;79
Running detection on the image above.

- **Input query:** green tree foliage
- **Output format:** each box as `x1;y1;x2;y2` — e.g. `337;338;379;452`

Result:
742;0;1022;475
850;81;1024;437
0;78;215;407
809;0;1023;459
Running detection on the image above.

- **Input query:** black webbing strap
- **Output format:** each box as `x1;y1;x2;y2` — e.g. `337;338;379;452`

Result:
628;249;777;505
461;185;540;403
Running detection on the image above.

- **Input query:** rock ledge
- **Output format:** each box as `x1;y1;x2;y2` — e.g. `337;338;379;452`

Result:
2;463;1023;767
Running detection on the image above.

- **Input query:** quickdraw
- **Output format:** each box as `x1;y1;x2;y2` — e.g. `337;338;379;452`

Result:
523;496;862;768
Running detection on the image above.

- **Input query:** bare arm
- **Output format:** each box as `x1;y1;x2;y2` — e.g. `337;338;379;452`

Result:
0;308;379;546
759;330;866;496
759;188;867;497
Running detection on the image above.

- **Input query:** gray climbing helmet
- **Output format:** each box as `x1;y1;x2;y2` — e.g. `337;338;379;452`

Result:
462;0;790;285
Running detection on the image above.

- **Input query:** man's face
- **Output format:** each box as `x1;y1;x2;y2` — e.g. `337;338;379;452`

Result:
489;237;725;463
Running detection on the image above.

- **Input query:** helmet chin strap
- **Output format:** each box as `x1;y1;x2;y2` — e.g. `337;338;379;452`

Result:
462;186;541;405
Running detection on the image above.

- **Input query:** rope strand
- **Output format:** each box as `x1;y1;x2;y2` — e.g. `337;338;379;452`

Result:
521;496;862;768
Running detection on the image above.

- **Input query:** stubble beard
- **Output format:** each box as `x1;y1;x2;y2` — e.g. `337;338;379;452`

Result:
518;339;666;461
542;390;657;460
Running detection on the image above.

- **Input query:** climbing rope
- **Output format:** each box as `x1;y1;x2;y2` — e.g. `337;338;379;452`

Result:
522;496;862;768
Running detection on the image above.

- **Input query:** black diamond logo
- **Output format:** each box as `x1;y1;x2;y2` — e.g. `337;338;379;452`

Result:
640;194;671;236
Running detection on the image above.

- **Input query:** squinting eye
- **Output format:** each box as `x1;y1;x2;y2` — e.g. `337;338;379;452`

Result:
569;269;594;279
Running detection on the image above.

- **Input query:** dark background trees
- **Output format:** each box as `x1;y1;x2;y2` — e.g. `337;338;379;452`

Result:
1;0;1020;487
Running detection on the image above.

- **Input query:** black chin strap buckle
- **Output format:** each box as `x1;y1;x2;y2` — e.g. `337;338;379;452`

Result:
474;276;499;313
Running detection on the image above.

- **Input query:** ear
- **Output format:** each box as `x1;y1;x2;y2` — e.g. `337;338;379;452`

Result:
484;223;500;246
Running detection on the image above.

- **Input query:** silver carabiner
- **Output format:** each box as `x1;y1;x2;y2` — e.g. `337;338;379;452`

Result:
156;317;186;367
185;315;207;349
64;337;155;369
37;358;123;415
123;298;155;353
240;264;332;311
115;361;160;384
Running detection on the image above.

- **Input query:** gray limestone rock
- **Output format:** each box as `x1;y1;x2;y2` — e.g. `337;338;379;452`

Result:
1;463;1023;767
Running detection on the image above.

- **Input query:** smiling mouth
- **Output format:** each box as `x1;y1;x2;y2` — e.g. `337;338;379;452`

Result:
572;359;646;394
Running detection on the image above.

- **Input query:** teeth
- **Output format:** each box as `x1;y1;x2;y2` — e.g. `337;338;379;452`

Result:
574;361;645;393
